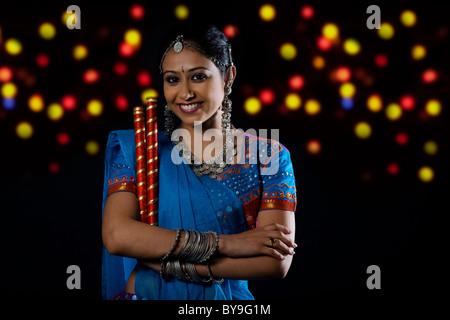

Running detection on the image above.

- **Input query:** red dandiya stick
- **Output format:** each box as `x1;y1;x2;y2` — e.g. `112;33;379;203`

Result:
133;106;147;223
146;97;158;226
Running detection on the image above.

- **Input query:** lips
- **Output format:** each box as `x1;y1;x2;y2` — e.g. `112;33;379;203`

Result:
178;102;203;114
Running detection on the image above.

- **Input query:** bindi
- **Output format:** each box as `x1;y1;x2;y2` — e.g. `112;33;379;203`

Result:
181;65;184;73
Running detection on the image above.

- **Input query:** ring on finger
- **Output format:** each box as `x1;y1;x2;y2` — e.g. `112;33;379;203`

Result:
268;238;275;247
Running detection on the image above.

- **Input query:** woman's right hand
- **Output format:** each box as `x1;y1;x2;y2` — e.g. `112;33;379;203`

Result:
218;223;296;260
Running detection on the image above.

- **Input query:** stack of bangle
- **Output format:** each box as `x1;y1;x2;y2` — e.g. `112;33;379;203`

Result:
160;229;223;285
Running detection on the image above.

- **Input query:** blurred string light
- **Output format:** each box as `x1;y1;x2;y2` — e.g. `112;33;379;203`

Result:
259;4;276;22
115;94;128;111
387;162;400;175
124;29;141;49
367;93;383;112
57;132;71;146
343;38;361;55
87;99;103;116
374;53;389;67
421;69;438;84
61;94;77;111
83;69;100;84
85;140;100;156
288;74;304;90
306;139;321;155
395;132;409;145
223;25;239;39
339;82;356;98
312;55;325;69
141;88;158;104
3;98;15;110
137;70;152;87
0;66;13;82
174;4;190;20
36;53;50;68
399;94;415;111
322;23;339;42
119;41;135;57
341;98;354;110
259;88;275;105
1;82;17;98
332;66;351;82
305;99;321;115
316;36;332;51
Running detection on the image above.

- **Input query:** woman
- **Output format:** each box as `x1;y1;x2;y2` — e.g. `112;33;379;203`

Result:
101;23;297;300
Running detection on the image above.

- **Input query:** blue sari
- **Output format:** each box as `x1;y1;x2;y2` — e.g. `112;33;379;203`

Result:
101;130;297;300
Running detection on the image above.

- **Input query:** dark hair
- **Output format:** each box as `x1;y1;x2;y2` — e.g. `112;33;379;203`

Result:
159;22;233;75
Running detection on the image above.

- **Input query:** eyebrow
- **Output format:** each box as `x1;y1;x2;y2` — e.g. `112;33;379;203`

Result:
163;66;210;75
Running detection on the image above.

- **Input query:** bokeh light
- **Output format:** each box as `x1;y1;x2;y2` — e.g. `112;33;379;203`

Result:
387;162;400;175
333;66;351;82
57;132;71;146
5;38;22;55
285;93;302;110
87;99;103;116
395;132;409;145
339;82;356;98
322;23;339;41
1;82;18;98
411;44;426;60
400;10;417;27
16;121;34;139
341;98;354;110
47;103;64;121
374;53;389;67
61;94;77;111
418;166;434;183
425;99;441;116
305;99;321;115
83;69;100;84
288;74;304;90
316;36;332;51
343;38;361;55
378;22;395;40
28;93;44;112
423;140;438;156
306;139;321;155
85;140;100;156
130;4;145;20
3;98;16;110
312;55;326;69
399;94;415;111
119;42;135;57
259;89;275;105
421;69;438;84
124;29;141;48
354;121;372;139
300;5;315;20
244;97;262;115
223;25;239;39
115;94;129;111
259;4;276;22
174;4;190;20
141;88;158;104
36;54;50;68
367;94;383;112
385;103;402;121
0;66;13;82
137;71;152;87
280;43;297;61
73;44;88;60
38;22;56;40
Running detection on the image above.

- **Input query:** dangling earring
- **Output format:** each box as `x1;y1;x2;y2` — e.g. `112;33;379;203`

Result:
221;85;232;134
164;105;175;136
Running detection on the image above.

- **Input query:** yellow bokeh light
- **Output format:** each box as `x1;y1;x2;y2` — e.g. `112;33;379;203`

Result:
322;23;339;40
378;22;395;40
339;82;356;98
367;94;383;112
47;103;64;121
86;140;100;156
411;44;426;60
244;97;262;115
5;38;22;55
400;10;417;27
124;29;141;48
174;4;189;20
39;22;56;40
312;55;325;69
87;99;103;116
343;38;361;55
425;99;441;116
280;43;297;61
259;4;276;22
423;140;438;156
418;166;434;183
1;82;18;98
385;103;402;121
141;89;159;104
16;121;34;139
304;99;321;115
28;94;44;112
73;44;88;60
285;93;302;110
354;121;372;139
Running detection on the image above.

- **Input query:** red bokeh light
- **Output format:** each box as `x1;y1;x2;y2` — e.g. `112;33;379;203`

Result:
334;66;351;82
374;53;389;67
395;132;409;145
137;71;152;87
300;5;315;19
399;94;415;111
0;66;13;82
259;88;275;105
316;36;332;51
36;54;50;68
421;69;438;84
119;42;134;57
61;94;77;111
114;62;128;75
387;162;400;175
57;132;71;146
130;4;145;20
223;25;239;39
115;94;128;111
288;74;305;90
83;69;100;84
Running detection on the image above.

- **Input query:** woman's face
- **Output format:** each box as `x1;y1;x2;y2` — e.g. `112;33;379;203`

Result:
162;47;225;130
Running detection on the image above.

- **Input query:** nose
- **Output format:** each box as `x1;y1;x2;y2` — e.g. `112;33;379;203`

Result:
179;81;194;101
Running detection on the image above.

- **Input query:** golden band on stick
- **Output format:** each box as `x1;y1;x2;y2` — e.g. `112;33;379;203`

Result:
133;97;158;225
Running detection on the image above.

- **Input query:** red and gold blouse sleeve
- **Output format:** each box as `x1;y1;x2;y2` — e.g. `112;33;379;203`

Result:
105;137;136;197
259;140;297;212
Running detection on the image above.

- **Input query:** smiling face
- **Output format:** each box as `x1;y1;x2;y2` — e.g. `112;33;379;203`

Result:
162;47;226;131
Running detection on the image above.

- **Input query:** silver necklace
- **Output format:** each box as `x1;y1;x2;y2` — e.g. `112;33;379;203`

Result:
173;132;237;178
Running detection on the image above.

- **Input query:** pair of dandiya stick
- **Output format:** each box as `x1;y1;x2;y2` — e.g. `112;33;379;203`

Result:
133;97;158;226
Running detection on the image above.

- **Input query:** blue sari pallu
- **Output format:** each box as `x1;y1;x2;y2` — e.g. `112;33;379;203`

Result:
101;130;297;300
